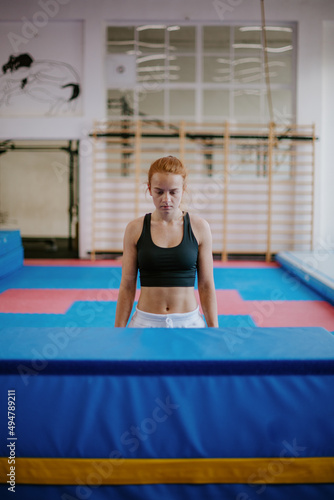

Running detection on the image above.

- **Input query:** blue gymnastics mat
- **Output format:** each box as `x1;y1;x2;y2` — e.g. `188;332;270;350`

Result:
0;326;334;499
276;251;334;305
0;230;24;279
0;265;323;300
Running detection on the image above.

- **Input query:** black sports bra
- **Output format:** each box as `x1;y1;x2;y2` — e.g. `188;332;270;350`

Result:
137;213;198;287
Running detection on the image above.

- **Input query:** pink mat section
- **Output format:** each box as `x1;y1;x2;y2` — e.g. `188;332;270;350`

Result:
248;300;334;330
0;289;120;314
23;259;278;268
24;259;122;267
212;261;279;268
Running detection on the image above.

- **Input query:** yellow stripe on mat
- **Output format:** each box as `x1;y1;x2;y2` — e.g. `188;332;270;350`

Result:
1;457;334;485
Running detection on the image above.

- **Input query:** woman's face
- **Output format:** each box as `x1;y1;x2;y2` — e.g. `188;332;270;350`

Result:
149;172;184;215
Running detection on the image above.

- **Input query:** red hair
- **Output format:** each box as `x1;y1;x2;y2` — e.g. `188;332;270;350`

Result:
147;156;187;188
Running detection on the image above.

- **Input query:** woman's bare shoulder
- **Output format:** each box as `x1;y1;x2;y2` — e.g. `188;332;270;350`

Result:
124;215;146;242
188;213;211;243
188;213;211;231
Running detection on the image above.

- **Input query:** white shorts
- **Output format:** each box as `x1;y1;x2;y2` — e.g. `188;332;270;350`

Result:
128;306;206;328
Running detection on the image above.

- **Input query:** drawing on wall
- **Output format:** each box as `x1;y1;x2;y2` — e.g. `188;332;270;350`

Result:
0;53;81;116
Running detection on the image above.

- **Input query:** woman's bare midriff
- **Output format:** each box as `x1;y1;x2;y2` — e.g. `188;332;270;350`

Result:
137;287;198;314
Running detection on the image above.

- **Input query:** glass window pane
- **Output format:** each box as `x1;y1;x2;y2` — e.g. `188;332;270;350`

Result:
169;89;195;117
267;53;292;85
203;26;230;52
233;26;262;58
139;89;164;117
234;90;262;122
269;89;293;124
203;90;229;119
171;56;195;83
137;56;166;86
137;27;166;54
203;56;231;83
265;26;293;50
233;57;263;84
107;26;135;54
169;26;195;52
107;90;135;116
234;26;262;46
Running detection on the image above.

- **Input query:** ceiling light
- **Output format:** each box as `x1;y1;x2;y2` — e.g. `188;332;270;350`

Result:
233;43;292;53
233;57;261;65
137;54;176;63
233;43;263;49
137;25;166;31
137;65;180;72
138;42;166;48
239;26;292;32
266;45;293;53
126;50;142;55
167;26;180;31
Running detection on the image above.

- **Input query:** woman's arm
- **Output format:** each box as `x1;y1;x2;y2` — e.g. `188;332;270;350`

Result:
193;216;218;327
114;220;140;327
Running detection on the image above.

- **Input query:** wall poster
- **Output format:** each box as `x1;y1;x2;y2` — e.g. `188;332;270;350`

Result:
0;21;83;117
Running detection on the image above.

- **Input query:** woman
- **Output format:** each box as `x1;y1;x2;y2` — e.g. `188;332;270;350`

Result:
114;155;218;328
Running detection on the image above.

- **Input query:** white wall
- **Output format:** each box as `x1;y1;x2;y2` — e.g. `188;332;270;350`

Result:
321;20;334;249
0;0;333;256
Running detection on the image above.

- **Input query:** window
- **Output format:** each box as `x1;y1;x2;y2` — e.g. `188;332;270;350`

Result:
106;24;295;124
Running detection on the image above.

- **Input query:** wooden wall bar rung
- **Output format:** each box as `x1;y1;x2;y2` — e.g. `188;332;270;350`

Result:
90;120;316;260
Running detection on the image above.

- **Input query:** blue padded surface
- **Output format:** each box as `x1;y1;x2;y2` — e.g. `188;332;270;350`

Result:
1;326;334;375
0;265;323;300
3;371;333;460
213;267;322;300
0;230;22;256
0;230;23;279
276;251;334;305
0;266;123;292
218;314;256;327
1;483;334;500
1;327;333;500
0;309;254;329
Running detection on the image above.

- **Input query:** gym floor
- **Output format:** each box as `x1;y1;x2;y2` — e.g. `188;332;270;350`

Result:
0;259;333;332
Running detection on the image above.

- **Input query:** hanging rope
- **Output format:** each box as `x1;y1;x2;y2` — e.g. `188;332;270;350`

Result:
260;0;274;123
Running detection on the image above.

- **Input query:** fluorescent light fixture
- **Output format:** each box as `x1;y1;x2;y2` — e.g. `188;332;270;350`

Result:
126;50;142;55
216;68;231;74
238;73;262;83
138;42;166;48
233;43;293;53
236;67;264;76
137;54;176;63
266;45;293;53
233;43;263;49
137;25;166;31
239;26;292;32
212;76;231;82
233;57;261;65
240;71;276;83
216;58;230;64
217;57;263;65
137;74;179;81
137;65;180;72
167;26;180;31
